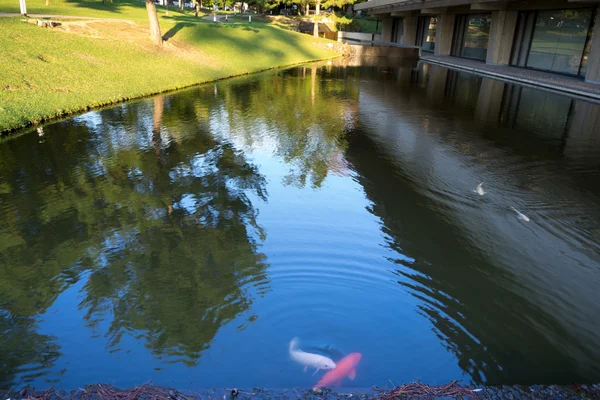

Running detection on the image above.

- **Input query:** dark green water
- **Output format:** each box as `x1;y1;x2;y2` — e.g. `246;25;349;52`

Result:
1;62;600;390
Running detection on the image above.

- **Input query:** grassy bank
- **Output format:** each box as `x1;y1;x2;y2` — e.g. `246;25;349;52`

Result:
0;0;339;133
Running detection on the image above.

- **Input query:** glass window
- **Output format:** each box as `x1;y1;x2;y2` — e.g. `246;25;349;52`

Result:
423;17;437;52
461;14;492;60
527;9;594;75
579;11;597;77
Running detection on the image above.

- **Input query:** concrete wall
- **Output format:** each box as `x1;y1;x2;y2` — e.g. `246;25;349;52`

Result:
486;10;518;65
402;15;418;46
380;14;394;42
338;31;382;42
435;13;455;56
348;44;420;63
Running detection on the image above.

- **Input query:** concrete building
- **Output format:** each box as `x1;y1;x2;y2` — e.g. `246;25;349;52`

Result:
355;0;600;84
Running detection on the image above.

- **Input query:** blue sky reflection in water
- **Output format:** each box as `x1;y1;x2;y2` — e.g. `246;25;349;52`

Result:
1;62;600;390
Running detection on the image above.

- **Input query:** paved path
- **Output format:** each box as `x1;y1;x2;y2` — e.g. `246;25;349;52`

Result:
202;13;256;23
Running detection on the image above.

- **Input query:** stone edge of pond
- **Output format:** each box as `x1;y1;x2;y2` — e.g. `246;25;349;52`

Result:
0;54;343;140
3;383;600;400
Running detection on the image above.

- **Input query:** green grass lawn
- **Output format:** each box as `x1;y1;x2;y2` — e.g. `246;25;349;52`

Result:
0;0;339;133
0;0;207;21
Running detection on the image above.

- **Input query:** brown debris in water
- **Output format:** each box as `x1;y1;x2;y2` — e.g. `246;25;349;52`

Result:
5;382;600;400
6;384;196;400
377;381;475;399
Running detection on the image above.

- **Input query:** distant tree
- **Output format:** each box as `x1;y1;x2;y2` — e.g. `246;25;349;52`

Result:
145;0;163;46
297;0;312;15
248;0;278;13
322;0;357;14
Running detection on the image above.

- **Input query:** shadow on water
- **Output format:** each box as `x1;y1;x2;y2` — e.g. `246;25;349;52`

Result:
343;61;600;384
1;61;600;389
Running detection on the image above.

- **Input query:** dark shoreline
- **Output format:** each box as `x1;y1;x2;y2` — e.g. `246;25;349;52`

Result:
3;383;600;400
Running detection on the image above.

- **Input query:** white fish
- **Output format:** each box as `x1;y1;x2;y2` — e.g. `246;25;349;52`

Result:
474;182;485;196
510;206;530;222
289;337;336;375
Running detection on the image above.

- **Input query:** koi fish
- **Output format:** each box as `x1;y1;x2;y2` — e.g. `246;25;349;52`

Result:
289;338;336;375
474;182;485;196
314;353;362;388
511;206;530;222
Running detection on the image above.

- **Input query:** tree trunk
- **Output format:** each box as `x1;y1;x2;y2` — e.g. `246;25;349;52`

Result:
165;0;169;16
153;95;164;160
195;2;199;17
305;2;308;16
179;0;183;11
313;0;320;37
145;0;163;46
311;65;316;105
45;0;49;6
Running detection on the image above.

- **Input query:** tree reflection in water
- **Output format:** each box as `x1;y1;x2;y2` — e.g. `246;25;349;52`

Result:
0;93;270;380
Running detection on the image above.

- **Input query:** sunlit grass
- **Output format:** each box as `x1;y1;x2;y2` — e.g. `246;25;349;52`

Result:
0;0;204;21
0;0;339;133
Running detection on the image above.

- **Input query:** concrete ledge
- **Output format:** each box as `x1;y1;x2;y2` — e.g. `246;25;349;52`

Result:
421;55;600;102
349;43;420;60
337;31;383;42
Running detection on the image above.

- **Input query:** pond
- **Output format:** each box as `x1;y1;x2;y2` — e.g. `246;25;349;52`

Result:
1;62;600;390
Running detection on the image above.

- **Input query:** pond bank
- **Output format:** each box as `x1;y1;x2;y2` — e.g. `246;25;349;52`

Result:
0;14;339;135
4;383;600;400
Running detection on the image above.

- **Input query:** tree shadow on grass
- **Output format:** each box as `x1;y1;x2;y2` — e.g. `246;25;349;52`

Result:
64;0;135;15
163;22;193;40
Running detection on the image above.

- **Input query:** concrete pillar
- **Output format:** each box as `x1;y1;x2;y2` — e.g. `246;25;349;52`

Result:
486;10;518;65
380;14;393;42
402;16;418;46
585;16;600;84
427;65;449;101
564;100;600;156
435;13;455;56
475;79;506;124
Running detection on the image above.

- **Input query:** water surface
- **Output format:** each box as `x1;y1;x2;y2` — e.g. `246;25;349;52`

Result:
1;62;600;390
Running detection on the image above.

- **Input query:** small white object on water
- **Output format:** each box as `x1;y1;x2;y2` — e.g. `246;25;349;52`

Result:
510;206;530;222
37;127;44;136
471;389;483;392
289;337;336;375
474;182;485;196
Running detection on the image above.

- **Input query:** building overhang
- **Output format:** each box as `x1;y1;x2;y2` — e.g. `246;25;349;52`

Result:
355;0;599;14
